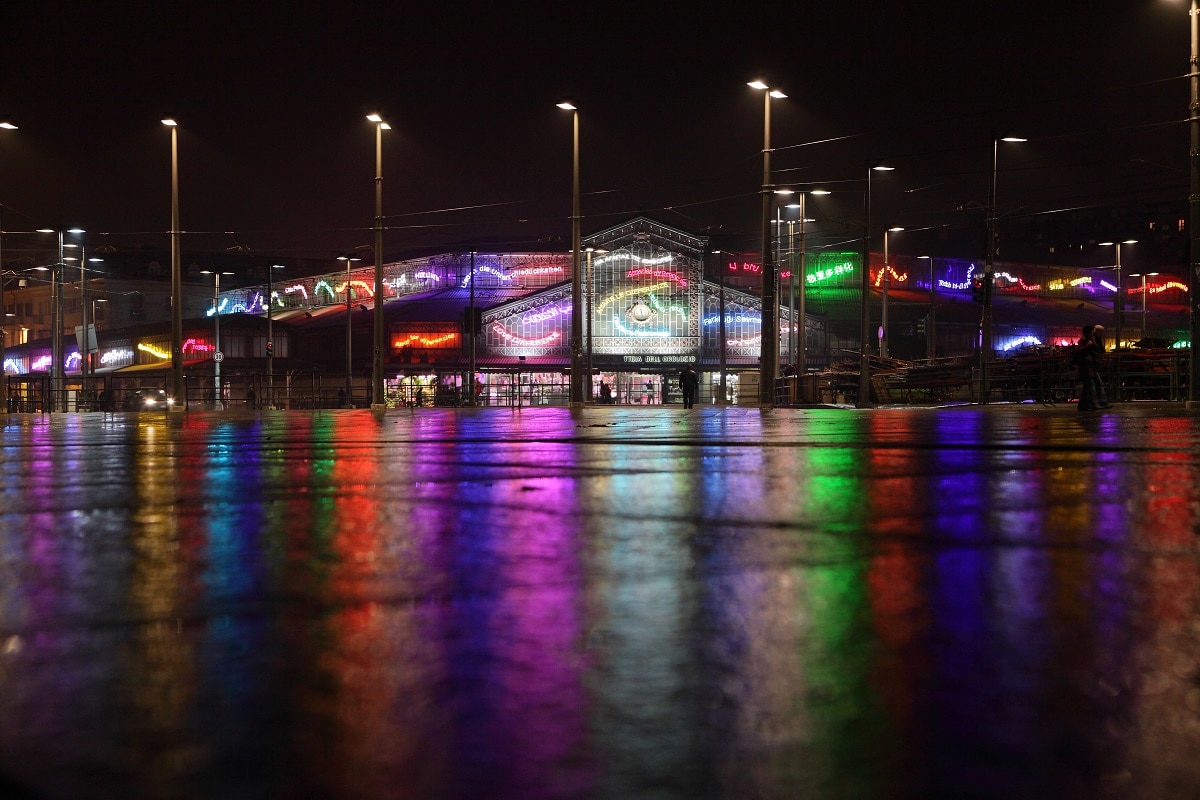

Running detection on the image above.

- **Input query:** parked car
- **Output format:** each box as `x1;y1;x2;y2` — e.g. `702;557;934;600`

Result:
122;388;174;411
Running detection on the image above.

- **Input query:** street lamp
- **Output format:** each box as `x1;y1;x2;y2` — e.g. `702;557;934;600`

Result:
366;113;390;411
161;116;184;409
36;227;84;411
267;263;284;409
918;255;937;359
792;189;827;379
880;227;904;358
858;160;894;407
1180;0;1200;406
557;101;584;408
63;244;103;378
1128;272;1161;341
749;79;787;407
200;270;233;409
1100;238;1137;396
338;254;361;406
982;131;1026;403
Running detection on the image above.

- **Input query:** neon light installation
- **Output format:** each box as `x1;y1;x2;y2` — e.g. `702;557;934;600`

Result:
392;332;459;349
314;280;337;302
1099;280;1118;293
510;265;565;278
728;261;761;273
460;266;512;288
808;261;854;284
596;252;673;268
490;322;561;347
726;336;762;346
101;349;133;365
596;281;670;313
3;358;20;374
284;284;309;301
645;293;687;317
206;298;230;317
138;342;171;360
627;267;687;287
703;313;762;326
1001;335;1042;351
993;272;1041;291
1148;281;1187;294
939;264;975;291
183;338;215;354
612;319;671;338
336;280;375;297
66;352;82;370
413;271;440;282
31;355;52;371
871;265;909;288
521;302;572;325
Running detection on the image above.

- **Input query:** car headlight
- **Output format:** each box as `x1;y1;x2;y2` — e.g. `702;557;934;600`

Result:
143;397;157;407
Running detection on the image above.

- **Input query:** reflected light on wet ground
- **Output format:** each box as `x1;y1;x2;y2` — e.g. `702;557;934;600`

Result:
0;405;1198;799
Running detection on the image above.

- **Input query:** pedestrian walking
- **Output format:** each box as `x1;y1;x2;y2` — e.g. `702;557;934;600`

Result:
679;364;698;409
599;381;613;404
1090;324;1110;408
1071;324;1108;412
247;385;257;410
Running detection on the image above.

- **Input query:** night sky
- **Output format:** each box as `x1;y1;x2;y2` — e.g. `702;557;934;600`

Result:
0;1;1189;275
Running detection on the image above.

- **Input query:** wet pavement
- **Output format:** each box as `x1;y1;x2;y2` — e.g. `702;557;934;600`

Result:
1;403;1198;799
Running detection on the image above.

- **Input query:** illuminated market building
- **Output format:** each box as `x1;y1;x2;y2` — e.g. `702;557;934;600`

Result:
1;216;1190;410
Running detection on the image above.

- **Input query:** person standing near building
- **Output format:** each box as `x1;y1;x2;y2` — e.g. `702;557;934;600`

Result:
679;364;698;409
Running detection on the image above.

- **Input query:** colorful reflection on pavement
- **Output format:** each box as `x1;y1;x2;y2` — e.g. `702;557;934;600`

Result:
0;406;1198;799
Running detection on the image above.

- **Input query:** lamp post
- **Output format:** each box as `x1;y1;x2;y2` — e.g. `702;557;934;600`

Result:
1185;0;1200;406
161;117;183;409
338;254;360;406
63;244;102;378
918;255;937;359
267;264;284;409
1101;238;1137;397
858;161;894;407
200;270;232;409
749;80;787;407
585;246;605;398
1128;272;1160;339
880;226;903;358
366;113;390;411
37;227;84;411
982;132;1027;403
711;249;730;406
556;101;584;408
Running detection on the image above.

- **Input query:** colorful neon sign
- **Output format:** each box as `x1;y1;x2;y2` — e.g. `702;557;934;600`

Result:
645;293;687;317
521;303;572;325
3;358;20;374
206;298;230;317
871;265;909;288
702;313;762;326
1002;335;1042;351
284;284;309;300
627;267;687;287
596;253;673;268
613;319;671;338
138;342;171;360
510;266;564;278
490;323;561;347
993;272;1041;291
596;282;670;313
336;280;375;297
31;356;51;371
101;349;133;365
66;352;82;370
461;266;512;287
808;261;855;284
728;261;761;273
392;332;459;349
939;264;976;291
183;338;215;354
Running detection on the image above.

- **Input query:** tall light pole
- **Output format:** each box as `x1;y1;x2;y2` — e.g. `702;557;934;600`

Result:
161;117;184;409
267;263;284;409
0;123;15;409
749;80;786;407
919;255;937;359
858;161;893;407
1101;239;1137;398
1129;272;1161;340
1185;0;1200;406
201;270;232;409
795;189;827;378
338;254;360;406
556;101;584;408
367;113;390;411
585;246;604;398
37;227;83;411
880;226;903;357
983;132;1026;403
